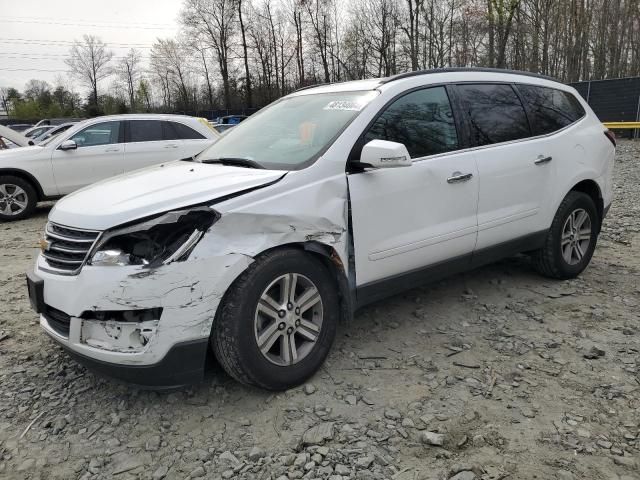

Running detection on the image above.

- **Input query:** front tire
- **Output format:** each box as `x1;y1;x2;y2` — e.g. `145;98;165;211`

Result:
532;191;599;279
211;248;339;390
0;176;37;221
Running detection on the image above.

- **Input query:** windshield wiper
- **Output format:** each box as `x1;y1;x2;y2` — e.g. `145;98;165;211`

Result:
200;157;264;169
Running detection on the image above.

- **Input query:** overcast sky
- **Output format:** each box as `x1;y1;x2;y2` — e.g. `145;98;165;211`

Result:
0;0;181;93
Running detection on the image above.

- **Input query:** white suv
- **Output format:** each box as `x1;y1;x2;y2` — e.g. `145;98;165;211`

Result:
27;69;615;390
0;114;219;221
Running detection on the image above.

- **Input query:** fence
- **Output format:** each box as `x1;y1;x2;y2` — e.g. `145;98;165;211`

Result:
570;77;640;139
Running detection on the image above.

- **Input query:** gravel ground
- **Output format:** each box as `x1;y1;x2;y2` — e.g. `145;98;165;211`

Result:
1;141;639;480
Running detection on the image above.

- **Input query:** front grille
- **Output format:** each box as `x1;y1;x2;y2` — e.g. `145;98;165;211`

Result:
41;223;101;275
43;305;71;337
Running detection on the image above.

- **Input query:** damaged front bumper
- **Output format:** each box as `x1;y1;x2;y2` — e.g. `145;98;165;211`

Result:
30;250;254;388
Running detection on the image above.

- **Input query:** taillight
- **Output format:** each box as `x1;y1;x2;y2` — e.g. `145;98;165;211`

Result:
604;130;616;147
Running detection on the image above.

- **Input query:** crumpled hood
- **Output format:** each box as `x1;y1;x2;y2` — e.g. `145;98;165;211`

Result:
49;160;286;230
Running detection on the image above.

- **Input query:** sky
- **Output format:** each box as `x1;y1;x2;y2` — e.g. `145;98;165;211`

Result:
0;0;181;93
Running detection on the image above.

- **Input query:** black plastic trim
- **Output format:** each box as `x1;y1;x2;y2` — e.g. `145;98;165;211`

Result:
380;67;561;85
355;230;547;308
58;338;209;389
26;271;45;313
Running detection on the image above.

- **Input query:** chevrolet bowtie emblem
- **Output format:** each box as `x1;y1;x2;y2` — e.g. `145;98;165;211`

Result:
39;238;50;252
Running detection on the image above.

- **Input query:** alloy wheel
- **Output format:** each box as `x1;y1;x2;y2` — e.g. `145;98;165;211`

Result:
254;273;323;366
0;184;28;216
561;208;592;265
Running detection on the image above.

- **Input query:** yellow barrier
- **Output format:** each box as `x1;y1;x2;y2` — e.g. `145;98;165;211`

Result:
603;122;640;129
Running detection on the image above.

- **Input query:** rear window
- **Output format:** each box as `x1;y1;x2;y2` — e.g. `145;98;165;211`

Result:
456;84;531;146
163;121;205;140
129;120;163;142
516;85;586;135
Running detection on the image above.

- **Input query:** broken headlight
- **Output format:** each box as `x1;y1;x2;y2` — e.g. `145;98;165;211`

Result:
89;207;219;267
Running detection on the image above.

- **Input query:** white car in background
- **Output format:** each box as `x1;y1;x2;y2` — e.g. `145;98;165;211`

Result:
0;124;33;149
0;114;220;220
34;122;77;143
23;125;57;140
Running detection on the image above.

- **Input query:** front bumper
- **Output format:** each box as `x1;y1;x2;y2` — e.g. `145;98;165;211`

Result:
58;338;209;388
30;250;253;387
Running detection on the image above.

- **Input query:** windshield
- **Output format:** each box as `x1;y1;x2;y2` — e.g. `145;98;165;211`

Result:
197;91;378;170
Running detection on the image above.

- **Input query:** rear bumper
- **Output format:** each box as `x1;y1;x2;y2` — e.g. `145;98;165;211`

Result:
55;336;209;389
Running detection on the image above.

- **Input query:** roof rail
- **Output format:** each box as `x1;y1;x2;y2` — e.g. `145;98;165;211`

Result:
380;67;560;84
293;82;329;93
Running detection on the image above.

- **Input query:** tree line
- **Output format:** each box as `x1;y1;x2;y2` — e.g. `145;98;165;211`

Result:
3;0;640;119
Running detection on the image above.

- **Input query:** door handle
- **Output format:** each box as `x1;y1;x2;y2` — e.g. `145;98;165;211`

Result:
447;172;473;184
164;144;179;149
534;155;553;165
104;147;120;152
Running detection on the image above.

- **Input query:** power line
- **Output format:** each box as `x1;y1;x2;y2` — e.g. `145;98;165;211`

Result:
0;38;155;49
0;52;156;59
0;16;175;28
0;18;176;30
0;68;67;72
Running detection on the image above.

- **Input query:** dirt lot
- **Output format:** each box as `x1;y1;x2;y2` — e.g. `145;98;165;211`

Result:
0;141;639;480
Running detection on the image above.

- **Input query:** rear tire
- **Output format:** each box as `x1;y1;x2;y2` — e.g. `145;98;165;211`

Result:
532;191;599;279
211;248;339;390
0;175;37;221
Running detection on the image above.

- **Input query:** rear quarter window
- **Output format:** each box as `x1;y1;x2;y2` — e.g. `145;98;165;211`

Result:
163;121;206;140
516;85;586;135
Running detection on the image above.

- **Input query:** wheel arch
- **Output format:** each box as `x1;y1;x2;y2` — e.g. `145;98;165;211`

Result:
0;168;45;200
569;179;604;230
260;241;354;324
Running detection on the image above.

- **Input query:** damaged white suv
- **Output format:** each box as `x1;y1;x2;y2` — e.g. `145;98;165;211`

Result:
27;69;615;390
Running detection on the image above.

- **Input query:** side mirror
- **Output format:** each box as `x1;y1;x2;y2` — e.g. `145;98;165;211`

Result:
59;140;77;151
357;140;412;169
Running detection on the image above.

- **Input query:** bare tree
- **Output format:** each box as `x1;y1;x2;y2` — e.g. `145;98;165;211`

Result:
150;39;194;111
304;0;334;83
21;0;640;113
181;0;237;109
238;0;254;107
65;35;114;107
118;49;142;110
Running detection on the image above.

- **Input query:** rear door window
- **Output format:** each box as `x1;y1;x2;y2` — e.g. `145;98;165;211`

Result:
163;121;206;140
363;86;459;159
456;84;531;146
516;85;586;135
128;120;163;143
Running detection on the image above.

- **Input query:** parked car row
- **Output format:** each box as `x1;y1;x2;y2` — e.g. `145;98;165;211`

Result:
208;114;248;134
24;68;614;391
0;114;220;220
